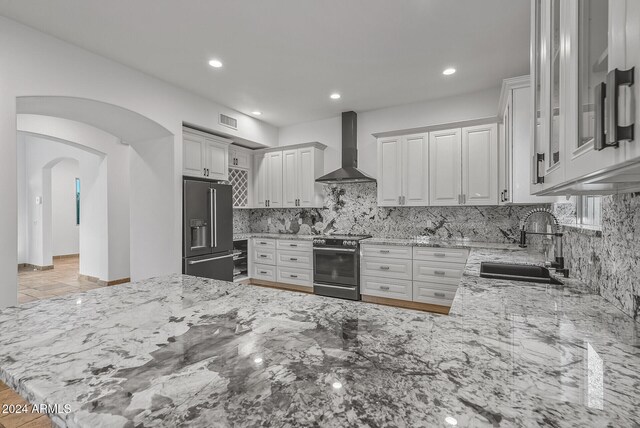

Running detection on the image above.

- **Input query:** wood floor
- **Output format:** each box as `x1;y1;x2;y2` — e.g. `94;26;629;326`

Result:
18;256;105;304
0;381;52;428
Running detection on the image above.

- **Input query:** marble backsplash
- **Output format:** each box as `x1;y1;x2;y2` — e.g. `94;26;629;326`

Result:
233;209;250;234
239;183;547;243
553;194;640;321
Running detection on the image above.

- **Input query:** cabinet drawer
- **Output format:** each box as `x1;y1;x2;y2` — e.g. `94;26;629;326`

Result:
277;266;313;287
413;281;459;306
361;276;412;301
277;240;312;252
413;260;464;283
361;257;412;280
253;248;276;265
252;238;276;249
277;250;312;268
253;263;276;281
412;247;469;263
361;245;412;260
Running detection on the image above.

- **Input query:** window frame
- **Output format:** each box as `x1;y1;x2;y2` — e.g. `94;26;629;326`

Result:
576;195;602;228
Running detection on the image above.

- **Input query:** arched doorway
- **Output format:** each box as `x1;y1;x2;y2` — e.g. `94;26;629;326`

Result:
13;96;179;304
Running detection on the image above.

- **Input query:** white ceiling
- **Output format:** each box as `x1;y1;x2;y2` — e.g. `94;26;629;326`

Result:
0;0;530;127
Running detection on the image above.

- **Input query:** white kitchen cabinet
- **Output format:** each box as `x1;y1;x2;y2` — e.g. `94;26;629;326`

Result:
229;146;251;169
182;128;231;180
377;134;429;207
530;0;640;195
500;78;558;204
462;124;498;205
281;146;324;208
429;129;462;206
254;151;282;208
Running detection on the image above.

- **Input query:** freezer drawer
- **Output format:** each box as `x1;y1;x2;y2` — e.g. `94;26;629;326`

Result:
183;252;234;282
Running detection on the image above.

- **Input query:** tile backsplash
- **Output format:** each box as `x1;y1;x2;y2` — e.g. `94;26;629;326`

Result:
237;182;547;243
554;194;640;321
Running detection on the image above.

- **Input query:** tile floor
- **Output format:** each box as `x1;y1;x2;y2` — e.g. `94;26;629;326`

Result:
18;256;105;304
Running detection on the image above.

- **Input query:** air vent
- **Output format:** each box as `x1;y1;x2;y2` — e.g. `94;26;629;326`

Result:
219;113;238;130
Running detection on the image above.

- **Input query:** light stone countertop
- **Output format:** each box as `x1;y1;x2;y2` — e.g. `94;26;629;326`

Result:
0;246;637;427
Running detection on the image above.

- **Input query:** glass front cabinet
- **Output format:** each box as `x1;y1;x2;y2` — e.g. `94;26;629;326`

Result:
530;0;639;195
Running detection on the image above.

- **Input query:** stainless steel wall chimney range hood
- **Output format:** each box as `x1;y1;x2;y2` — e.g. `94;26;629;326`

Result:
316;111;376;184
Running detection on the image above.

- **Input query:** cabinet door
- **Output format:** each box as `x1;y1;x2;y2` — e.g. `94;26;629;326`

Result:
499;92;512;204
282;149;298;207
377;136;403;206
183;134;206;177
267;151;283;207
429;129;461;206
205;139;229;181
462;124;498;205
297;147;319;207
235;150;251;169
402;133;429;206
253;154;267;208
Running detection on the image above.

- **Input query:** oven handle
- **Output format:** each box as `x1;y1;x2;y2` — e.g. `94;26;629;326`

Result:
313;283;357;291
313;247;357;253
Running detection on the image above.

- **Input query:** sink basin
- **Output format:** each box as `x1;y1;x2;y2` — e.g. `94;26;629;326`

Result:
480;262;563;285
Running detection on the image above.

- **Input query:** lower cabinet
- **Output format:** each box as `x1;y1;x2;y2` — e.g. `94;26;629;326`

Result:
360;244;469;313
249;238;312;289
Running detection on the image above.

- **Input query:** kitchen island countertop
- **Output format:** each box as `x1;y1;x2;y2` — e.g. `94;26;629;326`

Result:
0;246;637;427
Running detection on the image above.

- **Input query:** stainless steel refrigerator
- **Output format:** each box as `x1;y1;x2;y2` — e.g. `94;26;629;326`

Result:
182;178;234;281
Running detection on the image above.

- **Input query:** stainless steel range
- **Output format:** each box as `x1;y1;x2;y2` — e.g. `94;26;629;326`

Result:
313;235;371;301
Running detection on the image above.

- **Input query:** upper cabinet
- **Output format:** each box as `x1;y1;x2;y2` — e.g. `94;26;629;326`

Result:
531;0;639;195
228;145;253;209
254;143;325;208
229;146;251;169
461;124;498;205
183;127;231;181
377;134;428;207
499;77;558;204
429;129;461;206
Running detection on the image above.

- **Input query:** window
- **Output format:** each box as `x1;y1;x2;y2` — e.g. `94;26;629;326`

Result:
576;195;602;227
75;178;81;225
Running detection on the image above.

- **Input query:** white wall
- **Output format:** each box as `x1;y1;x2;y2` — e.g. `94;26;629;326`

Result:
0;16;279;307
278;87;501;176
18;133;107;279
17;115;131;282
51;158;80;256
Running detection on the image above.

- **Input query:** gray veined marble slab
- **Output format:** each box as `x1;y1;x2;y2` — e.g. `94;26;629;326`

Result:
233;233;316;241
0;247;639;427
361;236;524;250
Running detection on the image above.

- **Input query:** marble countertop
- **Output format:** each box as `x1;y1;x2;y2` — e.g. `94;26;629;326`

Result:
234;233;315;241
361;236;524;249
1;247;638;427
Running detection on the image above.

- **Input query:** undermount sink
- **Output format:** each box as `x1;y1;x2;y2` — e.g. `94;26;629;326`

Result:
480;262;564;285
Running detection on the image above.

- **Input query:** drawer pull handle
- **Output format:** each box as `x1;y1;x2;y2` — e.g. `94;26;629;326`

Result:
434;292;446;298
259;255;268;258
380;285;390;290
379;250;390;254
379;266;390;270
259;242;267;245
290;244;298;247
434;270;446;276
290;274;298;278
434;252;446;257
290;258;298;261
259;271;268;274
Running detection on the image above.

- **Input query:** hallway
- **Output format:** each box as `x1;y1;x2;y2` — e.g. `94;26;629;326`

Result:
18;256;105;304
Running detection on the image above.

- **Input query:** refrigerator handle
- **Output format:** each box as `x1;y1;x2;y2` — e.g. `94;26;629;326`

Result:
213;188;218;248
209;188;215;248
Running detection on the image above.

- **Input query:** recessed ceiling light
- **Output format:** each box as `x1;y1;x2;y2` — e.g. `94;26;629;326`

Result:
445;416;458;426
208;59;223;68
332;381;343;389
252;111;262;116
254;357;263;364
330;93;341;100
443;67;456;76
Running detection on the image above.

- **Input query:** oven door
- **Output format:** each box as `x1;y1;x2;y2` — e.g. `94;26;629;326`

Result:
313;247;359;286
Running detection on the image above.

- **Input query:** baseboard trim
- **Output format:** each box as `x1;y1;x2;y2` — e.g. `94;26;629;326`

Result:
361;295;451;315
78;274;130;287
104;278;131;286
248;279;313;294
78;274;99;283
53;253;79;260
18;263;54;271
